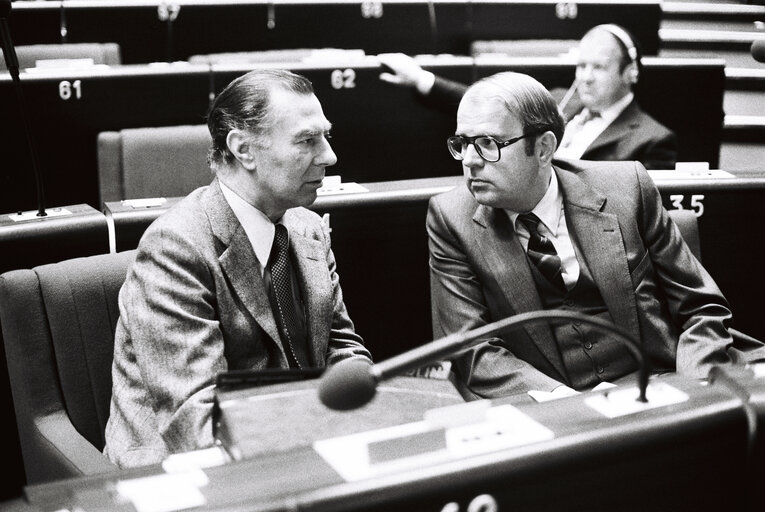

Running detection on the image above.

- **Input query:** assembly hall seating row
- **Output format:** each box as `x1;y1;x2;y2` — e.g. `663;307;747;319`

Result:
0;42;122;71
1;55;726;214
2;170;765;505
6;0;662;64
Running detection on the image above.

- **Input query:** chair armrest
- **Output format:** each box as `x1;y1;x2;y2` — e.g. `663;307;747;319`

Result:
31;411;118;482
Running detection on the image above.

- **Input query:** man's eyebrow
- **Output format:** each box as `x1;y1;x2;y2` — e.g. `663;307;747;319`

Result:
295;124;332;138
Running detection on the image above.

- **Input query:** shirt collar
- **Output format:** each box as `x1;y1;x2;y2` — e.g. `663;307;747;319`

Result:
219;180;279;272
506;166;563;235
591;92;634;125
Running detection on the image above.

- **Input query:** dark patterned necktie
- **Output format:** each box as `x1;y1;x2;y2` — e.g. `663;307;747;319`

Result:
267;224;308;368
517;213;566;291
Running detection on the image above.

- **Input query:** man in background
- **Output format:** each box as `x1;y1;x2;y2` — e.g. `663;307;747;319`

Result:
379;24;677;169
104;69;372;467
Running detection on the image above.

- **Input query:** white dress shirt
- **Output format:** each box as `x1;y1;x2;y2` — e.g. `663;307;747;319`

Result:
556;92;634;160
219;180;277;277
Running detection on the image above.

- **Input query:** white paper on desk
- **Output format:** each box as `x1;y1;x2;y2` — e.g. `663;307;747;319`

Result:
8;207;72;222
317;182;368;196
116;470;208;512
314;404;553;482
647;168;734;180
584;382;689;419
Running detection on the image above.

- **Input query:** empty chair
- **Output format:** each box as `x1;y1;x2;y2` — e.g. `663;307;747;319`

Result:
667;207;764;355
187;48;366;65
667;208;702;262
0;43;121;70
470;39;578;57
97;124;212;203
0;251;136;484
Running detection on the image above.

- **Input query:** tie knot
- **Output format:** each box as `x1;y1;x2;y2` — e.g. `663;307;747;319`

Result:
581;109;601;123
517;212;541;233
270;224;289;262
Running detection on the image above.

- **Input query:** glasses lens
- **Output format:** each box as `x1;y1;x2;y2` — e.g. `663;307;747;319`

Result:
474;137;500;162
447;137;464;160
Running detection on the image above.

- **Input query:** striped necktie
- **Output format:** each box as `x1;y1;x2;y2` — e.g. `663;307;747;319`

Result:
517;213;566;291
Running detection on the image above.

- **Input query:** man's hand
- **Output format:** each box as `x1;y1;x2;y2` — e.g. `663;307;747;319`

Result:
377;53;435;94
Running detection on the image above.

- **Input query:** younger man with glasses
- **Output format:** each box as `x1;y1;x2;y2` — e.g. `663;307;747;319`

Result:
429;71;752;401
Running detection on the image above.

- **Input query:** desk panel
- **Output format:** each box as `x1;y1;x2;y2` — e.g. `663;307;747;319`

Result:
1;57;724;214
23;375;750;511
7;1;661;64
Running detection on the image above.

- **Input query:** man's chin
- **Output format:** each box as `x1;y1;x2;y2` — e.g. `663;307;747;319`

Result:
468;186;500;208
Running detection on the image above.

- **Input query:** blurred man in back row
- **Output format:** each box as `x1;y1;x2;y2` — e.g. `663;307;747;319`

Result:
379;24;678;170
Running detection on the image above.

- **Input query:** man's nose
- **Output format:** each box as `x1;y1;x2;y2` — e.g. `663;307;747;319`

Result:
461;143;484;167
315;137;337;167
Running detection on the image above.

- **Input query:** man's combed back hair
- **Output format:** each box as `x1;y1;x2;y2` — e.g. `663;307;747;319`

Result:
206;68;314;167
464;72;565;154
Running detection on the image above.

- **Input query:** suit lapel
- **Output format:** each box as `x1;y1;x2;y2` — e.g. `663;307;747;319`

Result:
556;167;641;341
204;180;285;358
584;101;640;156
472;205;567;379
283;211;330;367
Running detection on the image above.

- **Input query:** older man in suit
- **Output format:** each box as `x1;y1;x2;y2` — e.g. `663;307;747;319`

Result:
427;71;743;401
379;24;677;170
104;69;372;467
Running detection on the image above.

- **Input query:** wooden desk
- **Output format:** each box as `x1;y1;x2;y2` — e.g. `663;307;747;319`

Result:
22;374;751;511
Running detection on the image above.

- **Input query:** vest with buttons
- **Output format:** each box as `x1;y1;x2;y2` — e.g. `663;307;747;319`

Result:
525;244;638;390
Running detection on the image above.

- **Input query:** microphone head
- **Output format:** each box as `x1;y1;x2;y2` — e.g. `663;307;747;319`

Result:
318;358;378;411
0;0;11;18
752;40;765;64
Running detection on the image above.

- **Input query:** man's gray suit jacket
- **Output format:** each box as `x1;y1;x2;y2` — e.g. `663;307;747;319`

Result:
104;179;371;467
427;159;735;398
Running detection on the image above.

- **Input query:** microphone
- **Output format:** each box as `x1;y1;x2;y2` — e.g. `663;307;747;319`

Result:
427;1;438;53
557;79;579;115
319;310;649;410
751;39;765;64
0;0;47;217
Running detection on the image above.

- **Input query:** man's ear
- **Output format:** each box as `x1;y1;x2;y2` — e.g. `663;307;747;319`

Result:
624;62;639;85
537;131;557;164
226;129;256;170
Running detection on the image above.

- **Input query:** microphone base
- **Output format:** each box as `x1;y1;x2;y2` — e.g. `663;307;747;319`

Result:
6;206;74;222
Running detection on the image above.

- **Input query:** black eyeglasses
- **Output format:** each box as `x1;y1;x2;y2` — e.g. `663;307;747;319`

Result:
446;133;536;163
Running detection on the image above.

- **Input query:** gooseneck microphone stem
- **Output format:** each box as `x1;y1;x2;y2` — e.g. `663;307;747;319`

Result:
0;2;46;217
320;309;649;411
557;80;578;114
375;310;648;402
